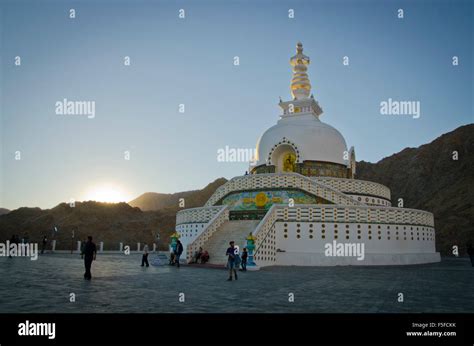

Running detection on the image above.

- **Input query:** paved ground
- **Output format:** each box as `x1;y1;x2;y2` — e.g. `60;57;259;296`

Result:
0;254;473;313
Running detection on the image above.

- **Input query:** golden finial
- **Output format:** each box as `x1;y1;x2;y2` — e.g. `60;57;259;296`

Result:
290;42;311;100
296;42;303;54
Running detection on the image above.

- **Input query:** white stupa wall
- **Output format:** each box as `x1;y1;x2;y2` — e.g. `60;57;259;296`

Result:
176;222;207;259
272;221;438;266
275;222;435;253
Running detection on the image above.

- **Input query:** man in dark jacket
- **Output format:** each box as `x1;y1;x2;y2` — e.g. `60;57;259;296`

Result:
82;236;97;280
467;243;474;267
226;241;238;281
174;240;183;268
240;247;248;271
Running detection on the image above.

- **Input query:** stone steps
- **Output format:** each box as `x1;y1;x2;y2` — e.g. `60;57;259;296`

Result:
206;220;260;265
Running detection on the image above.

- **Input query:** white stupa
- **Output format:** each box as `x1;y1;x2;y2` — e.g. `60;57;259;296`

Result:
256;42;349;170
175;43;440;267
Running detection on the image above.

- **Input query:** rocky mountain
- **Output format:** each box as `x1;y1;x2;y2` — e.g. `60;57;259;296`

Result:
0;179;228;251
0;208;10;215
356;124;474;255
0;202;157;250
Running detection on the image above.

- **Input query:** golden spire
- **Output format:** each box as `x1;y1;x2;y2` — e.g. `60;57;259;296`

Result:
290;42;311;100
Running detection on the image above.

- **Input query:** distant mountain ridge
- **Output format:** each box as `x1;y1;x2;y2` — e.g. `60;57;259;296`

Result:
356;124;473;255
128;178;227;211
0;179;228;250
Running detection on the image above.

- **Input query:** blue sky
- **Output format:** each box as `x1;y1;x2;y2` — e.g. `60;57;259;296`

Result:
1;0;472;209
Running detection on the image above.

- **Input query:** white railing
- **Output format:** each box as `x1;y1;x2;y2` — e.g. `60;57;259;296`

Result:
252;205;280;266
204;173;363;207
314;177;391;200
176;206;223;225
185;206;229;262
272;204;434;227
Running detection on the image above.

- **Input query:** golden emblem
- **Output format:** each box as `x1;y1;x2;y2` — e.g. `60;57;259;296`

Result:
255;192;268;207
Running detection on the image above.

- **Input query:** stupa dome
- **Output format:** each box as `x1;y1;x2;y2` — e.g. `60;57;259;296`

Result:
256;114;348;166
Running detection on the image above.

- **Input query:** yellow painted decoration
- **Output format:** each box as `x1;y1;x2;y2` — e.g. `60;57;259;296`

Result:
255;192;268;207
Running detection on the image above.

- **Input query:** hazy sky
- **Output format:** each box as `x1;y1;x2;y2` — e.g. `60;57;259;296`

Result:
1;0;472;210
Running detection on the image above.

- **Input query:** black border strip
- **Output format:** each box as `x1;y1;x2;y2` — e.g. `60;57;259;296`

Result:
0;313;472;345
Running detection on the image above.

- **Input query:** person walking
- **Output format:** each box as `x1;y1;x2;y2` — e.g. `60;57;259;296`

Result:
240;247;248;271
82;236;97;280
80;240;86;259
169;251;176;265
141;243;150;267
226;241;238;281
174;240;183;268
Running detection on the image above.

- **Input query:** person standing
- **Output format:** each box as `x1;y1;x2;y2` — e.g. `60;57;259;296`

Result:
174;240;183;268
467;243;474;267
24;232;29;244
226;241;238;281
240;248;248;271
141;243;149;267
82;236;97;280
41;235;48;255
8;235;15;258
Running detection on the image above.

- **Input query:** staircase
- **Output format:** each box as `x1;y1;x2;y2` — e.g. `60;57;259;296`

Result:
206;220;260;265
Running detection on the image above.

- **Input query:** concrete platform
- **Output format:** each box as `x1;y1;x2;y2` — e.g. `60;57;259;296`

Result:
0;253;472;313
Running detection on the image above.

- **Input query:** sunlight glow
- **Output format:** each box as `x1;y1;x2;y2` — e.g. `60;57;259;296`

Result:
83;184;129;203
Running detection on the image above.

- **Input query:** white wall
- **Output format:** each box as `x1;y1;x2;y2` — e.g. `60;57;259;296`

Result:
274;221;436;255
175;223;207;259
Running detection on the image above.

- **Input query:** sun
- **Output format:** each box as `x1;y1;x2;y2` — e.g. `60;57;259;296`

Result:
83;184;129;203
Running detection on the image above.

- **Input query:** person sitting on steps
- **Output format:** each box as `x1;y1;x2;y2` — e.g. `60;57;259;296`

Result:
201;250;210;264
191;247;203;264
